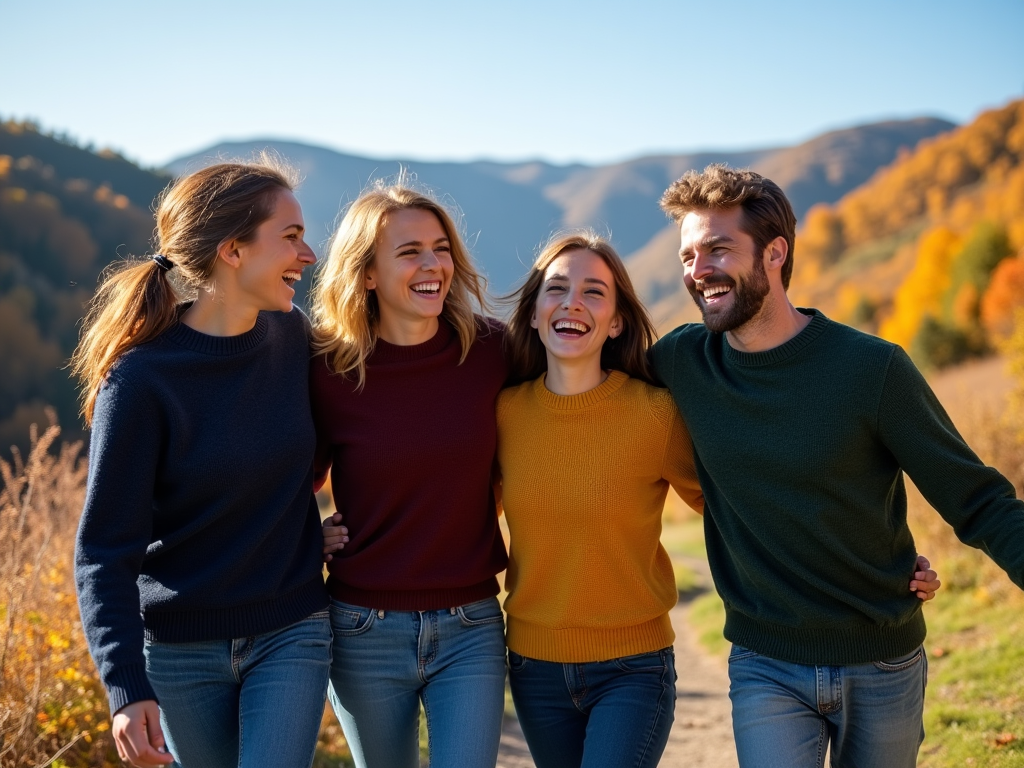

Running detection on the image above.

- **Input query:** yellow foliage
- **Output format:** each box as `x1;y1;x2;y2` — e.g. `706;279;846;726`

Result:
0;415;120;767
879;227;962;348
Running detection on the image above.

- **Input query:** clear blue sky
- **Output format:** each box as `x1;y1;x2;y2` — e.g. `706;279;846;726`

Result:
2;0;1022;168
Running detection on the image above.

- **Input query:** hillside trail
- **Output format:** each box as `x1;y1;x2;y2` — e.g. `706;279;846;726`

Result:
495;557;737;768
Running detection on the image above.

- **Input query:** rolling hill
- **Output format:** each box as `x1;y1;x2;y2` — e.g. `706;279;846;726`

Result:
170;116;953;308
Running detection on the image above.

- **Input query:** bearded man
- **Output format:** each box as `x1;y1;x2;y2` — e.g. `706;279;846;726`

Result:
649;165;1024;768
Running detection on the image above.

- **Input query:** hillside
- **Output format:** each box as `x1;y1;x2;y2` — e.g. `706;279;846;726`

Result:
0;120;171;449
170;117;953;302
791;99;1024;368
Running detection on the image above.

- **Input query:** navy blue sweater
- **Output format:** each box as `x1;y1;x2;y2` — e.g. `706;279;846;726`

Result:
75;310;328;713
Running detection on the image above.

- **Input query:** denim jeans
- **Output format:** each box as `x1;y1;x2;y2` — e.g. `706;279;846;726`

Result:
327;596;507;768
728;644;927;768
507;647;676;768
143;610;332;768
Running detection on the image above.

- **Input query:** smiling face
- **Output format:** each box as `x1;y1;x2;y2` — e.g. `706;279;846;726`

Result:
530;248;622;370
235;189;316;312
366;208;454;340
679;206;771;334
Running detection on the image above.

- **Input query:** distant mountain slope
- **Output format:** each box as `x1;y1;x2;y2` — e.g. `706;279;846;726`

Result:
169;117;953;303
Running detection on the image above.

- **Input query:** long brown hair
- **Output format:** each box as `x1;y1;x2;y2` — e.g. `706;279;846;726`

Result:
504;230;657;384
309;182;488;387
71;160;297;424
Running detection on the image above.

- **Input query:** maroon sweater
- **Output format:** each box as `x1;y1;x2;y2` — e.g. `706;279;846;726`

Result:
311;318;509;610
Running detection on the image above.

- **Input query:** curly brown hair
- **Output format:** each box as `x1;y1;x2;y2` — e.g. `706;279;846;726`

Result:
660;164;797;289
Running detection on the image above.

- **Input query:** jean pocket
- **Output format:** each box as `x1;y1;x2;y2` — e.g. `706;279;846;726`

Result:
507;650;529;672
612;648;669;672
728;644;759;663
456;597;504;628
872;646;925;672
329;600;376;636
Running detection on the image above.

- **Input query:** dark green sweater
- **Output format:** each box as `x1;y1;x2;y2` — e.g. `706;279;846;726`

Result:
651;310;1024;665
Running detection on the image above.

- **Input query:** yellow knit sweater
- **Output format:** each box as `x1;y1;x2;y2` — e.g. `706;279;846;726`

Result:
496;370;704;663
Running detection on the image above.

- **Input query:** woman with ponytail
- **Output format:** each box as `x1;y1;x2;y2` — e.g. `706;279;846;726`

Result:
72;162;330;768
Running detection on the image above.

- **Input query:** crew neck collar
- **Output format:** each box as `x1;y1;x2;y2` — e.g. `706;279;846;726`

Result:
723;309;829;367
164;312;269;355
371;319;454;363
532;369;629;410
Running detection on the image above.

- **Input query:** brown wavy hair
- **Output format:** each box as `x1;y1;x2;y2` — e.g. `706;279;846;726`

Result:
504;230;656;384
309;182;488;387
71;160;296;424
660;164;797;289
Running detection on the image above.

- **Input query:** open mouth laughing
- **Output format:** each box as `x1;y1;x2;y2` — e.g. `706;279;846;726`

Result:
695;279;733;305
553;318;591;337
283;270;302;287
411;280;442;297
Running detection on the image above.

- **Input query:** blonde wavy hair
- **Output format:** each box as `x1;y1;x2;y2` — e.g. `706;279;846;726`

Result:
309;183;489;386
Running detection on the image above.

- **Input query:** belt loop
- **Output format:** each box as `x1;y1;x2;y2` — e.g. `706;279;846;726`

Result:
450;607;457;615
377;609;385;619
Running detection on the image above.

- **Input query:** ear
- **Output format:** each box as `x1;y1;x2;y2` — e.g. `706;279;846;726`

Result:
529;306;539;330
365;273;377;290
216;238;242;270
764;235;789;274
608;313;624;339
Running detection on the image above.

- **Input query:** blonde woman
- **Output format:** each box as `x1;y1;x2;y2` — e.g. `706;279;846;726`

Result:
73;162;330;768
309;184;508;768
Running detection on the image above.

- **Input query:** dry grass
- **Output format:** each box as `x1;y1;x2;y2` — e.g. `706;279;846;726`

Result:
0;411;118;768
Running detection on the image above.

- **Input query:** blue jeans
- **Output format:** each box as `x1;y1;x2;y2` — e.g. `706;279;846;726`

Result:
327;596;507;768
507;647;676;768
728;644;927;768
143;610;332;768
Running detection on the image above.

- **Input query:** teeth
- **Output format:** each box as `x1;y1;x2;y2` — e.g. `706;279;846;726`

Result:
283;271;302;282
412;282;441;293
701;284;730;299
554;320;590;333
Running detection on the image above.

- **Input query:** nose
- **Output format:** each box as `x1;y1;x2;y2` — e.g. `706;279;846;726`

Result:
689;249;713;281
561;286;585;310
298;241;316;265
420;250;442;270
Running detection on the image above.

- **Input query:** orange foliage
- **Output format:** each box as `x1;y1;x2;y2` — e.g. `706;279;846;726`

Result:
981;253;1024;341
878;227;962;348
799;100;1024;269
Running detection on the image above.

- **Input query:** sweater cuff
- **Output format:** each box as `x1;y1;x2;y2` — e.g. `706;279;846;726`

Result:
105;663;158;714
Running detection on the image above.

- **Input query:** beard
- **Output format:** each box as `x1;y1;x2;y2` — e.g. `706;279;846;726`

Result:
688;257;770;334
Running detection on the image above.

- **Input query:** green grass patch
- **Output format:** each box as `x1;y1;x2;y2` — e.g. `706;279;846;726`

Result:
672;558;701;594
660;516;706;559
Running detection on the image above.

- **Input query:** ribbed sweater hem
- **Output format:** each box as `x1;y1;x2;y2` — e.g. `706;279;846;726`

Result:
328;577;499;611
105;663;157;713
723;608;927;665
142;576;328;643
506;613;675;663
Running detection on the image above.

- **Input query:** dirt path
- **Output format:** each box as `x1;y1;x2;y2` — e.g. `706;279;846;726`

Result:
496;590;737;768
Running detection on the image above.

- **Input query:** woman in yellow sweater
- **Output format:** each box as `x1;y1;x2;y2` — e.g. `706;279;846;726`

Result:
497;230;703;768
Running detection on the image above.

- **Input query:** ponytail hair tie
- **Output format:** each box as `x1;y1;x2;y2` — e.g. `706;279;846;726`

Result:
152;254;175;272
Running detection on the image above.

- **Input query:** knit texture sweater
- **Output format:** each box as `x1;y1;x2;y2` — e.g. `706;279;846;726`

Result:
311;318;509;611
75;310;328;714
651;310;1024;665
497;371;704;662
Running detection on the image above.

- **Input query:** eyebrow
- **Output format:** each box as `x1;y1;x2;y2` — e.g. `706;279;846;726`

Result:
281;223;305;234
544;273;609;288
679;234;734;256
393;237;450;251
